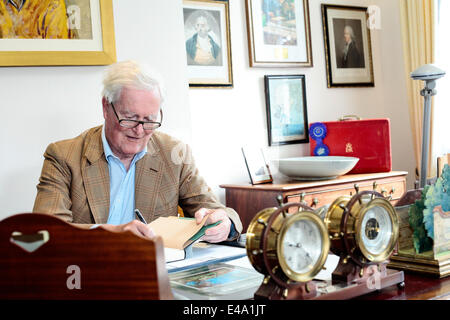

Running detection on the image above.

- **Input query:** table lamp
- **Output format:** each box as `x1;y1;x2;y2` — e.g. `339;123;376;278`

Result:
410;64;445;188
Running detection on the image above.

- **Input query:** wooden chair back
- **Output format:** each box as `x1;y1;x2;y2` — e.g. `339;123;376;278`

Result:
0;213;173;300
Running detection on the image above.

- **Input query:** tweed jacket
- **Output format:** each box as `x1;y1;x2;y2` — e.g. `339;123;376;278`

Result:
33;126;243;235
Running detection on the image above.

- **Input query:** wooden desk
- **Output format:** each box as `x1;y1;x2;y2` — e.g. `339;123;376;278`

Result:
220;171;408;232
359;272;450;300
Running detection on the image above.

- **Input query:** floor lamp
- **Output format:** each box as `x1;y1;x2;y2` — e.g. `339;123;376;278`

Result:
410;64;446;188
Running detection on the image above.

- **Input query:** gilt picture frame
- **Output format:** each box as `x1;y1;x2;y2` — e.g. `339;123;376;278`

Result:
245;0;312;67
183;0;233;87
265;74;309;146
0;0;116;66
322;4;374;87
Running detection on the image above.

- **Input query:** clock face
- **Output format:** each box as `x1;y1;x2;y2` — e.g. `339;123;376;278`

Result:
360;205;393;257
280;218;323;276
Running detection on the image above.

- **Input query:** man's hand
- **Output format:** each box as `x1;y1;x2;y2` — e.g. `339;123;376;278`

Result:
194;208;231;243
100;220;155;240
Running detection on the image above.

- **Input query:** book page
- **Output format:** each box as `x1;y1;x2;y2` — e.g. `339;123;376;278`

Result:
149;216;209;249
164;247;185;263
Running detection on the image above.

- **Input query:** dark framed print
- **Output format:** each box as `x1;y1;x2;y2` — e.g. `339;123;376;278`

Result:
245;0;312;67
183;0;233;87
0;0;116;66
322;4;374;87
264;75;309;146
241;147;273;185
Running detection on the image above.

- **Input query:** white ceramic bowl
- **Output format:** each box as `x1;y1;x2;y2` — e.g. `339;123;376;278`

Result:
277;156;359;180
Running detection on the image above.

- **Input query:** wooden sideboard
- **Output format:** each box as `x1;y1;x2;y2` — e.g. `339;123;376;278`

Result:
220;171;408;232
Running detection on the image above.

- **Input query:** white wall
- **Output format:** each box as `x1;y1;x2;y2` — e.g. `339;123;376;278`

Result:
189;0;416;204
0;0;416;220
0;0;191;220
371;0;416;187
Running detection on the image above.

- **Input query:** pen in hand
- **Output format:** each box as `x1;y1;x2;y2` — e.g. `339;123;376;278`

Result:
134;209;148;224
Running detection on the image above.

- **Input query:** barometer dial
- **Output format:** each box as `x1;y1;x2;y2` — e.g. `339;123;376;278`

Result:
357;198;398;262
324;191;399;265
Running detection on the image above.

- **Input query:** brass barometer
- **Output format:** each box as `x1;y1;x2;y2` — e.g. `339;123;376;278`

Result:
246;202;330;299
325;190;399;268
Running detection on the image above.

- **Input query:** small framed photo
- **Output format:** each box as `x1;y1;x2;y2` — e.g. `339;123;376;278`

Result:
264;75;309;146
241;147;273;185
245;0;313;67
183;0;233;87
322;4;374;87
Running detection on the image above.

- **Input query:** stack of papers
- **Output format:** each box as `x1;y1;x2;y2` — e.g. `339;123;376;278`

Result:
166;242;247;273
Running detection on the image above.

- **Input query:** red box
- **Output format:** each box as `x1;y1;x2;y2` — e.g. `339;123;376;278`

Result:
309;118;392;174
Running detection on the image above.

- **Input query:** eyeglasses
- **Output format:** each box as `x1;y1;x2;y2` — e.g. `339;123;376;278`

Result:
110;102;162;130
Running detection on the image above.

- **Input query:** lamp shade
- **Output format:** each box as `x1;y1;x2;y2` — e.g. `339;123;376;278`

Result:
411;64;446;80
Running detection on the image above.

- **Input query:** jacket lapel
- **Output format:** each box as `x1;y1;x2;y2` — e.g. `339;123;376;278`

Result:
135;135;163;223
81;126;110;224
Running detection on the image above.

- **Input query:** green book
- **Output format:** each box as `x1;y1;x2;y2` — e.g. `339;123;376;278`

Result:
180;217;221;244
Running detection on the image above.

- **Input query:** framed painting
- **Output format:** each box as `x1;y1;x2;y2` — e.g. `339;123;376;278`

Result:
241;147;273;185
322;4;374;87
245;0;312;67
265;74;309;146
183;0;233;87
0;0;116;66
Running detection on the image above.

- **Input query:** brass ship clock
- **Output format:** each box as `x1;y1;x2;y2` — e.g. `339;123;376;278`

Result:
246;190;405;300
246;202;330;299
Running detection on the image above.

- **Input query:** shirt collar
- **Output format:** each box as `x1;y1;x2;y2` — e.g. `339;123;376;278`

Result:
101;125;147;164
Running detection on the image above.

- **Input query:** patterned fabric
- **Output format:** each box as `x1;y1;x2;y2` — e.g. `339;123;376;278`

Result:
33;125;243;238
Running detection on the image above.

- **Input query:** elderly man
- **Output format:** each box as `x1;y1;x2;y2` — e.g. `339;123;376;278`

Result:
33;60;242;243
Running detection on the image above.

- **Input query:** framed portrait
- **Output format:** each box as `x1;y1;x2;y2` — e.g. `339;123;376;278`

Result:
265;74;309;146
183;0;233;87
0;0;116;66
322;4;374;87
241;147;273;185
245;0;312;67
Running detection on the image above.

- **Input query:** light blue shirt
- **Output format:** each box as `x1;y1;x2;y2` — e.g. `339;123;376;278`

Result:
102;126;147;225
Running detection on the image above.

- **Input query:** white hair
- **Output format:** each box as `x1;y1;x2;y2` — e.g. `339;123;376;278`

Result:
196;15;208;25
344;25;355;40
102;60;165;108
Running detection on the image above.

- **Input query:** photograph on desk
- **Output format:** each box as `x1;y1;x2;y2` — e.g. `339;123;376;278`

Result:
241;147;273;185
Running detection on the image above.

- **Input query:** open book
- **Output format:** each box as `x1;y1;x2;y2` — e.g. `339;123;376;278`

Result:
149;216;219;262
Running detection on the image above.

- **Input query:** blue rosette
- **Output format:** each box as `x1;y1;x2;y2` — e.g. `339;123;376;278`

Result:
309;122;327;141
309;122;329;156
314;144;329;156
